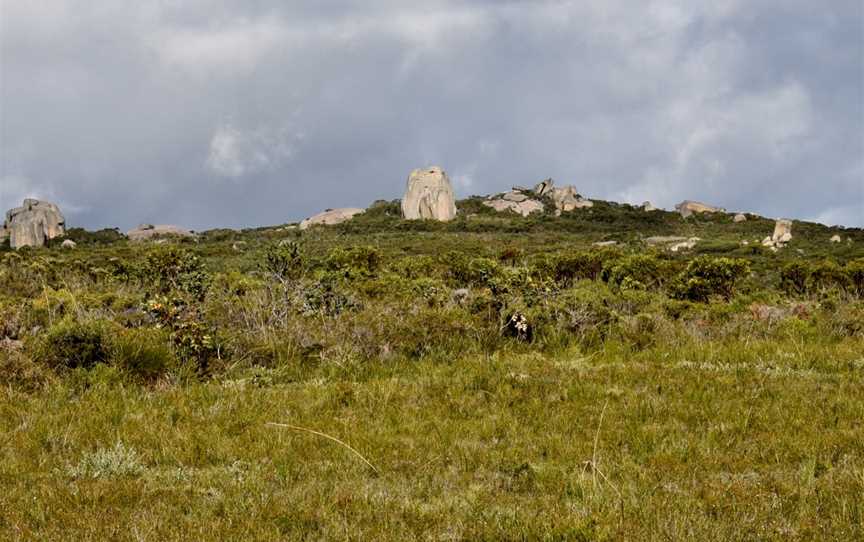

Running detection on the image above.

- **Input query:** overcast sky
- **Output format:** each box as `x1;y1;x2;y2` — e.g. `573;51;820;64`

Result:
1;0;862;230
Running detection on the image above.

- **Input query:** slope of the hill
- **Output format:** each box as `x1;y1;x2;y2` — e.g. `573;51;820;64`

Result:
1;199;862;540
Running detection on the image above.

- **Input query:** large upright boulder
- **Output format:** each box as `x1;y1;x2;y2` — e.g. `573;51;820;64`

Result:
675;200;726;218
299;208;365;230
2;199;66;249
401;167;457;221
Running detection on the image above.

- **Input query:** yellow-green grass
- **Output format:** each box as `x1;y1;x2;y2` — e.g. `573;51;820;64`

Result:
2;336;861;540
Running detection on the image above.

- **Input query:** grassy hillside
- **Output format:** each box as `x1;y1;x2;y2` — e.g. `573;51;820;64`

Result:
1;201;862;540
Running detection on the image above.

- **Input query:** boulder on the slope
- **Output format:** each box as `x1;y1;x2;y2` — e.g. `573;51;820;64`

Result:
2;199;66;249
401;166;457;221
299;208;365;230
127;224;195;241
675;200;726;218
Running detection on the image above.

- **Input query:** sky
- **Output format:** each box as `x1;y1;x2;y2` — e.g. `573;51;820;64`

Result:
1;0;862;230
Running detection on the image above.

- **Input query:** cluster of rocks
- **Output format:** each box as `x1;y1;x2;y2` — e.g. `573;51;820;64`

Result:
483;189;544;217
0;199;66;249
533;178;593;214
3;169;850;253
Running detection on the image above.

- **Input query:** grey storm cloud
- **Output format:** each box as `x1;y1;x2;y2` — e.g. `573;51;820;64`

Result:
1;0;862;230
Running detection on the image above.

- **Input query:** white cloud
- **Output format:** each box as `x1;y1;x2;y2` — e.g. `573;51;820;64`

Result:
206;123;301;179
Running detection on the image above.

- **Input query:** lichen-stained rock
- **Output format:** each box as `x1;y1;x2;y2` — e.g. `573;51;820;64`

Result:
401;166;457;221
3;198;66;249
299;208;365;230
483;194;544;217
675;200;726;218
551;185;593;212
127;224;194;241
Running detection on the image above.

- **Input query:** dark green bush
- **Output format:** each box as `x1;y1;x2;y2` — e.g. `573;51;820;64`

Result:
602;254;668;291
844;258;864;296
779;261;810;295
326;246;381;279
110;328;176;381
550;252;606;285
672;256;750;302
806;260;851;294
32;319;110;369
263;241;305;281
143;247;210;300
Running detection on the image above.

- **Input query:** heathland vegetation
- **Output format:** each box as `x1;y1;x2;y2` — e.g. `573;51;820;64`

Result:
1;197;863;540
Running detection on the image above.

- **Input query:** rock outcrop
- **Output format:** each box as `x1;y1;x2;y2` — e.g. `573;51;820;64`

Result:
830;234;842;243
2;199;66;249
61;239;77;249
299;208;365;230
401;167;457;221
675;200;726;218
761;219;793;250
642;201;658;212
733;213;747;223
532;178;592;214
483;188;545;217
127;224;194;241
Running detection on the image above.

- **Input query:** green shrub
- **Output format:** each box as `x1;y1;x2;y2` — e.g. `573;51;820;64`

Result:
806;260;851;294
779;261;810;295
32;319;111;369
263;241;305;281
110;328;176;381
844;258;864;296
550;252;606;285
143;247;210;300
145;296;218;371
672;256;750;302
602;254;668;291
326;246;381;279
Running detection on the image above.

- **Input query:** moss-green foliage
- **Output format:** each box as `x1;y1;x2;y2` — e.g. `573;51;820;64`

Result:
110;327;176;381
602;253;670;290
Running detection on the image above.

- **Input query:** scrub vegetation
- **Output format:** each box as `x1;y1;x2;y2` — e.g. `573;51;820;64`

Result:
1;200;863;540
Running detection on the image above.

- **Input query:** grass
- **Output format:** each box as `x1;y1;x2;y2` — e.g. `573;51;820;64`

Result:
1;201;863;540
2;335;862;540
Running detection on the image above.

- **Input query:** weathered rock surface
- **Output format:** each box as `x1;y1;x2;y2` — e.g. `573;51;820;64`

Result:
593;240;618;247
533;178;555;197
550;185;593;213
61;239;77;249
299;208;365;230
760;219;793;251
401;166;457;221
532;178;592;213
644;236;689;245
484;188;544;217
675;200;726;218
127;224;194;241
2;199;66;249
642;201;658;212
733;213;747;223
830;234;842;243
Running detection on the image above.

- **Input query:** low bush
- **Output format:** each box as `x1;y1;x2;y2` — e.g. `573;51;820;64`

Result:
672;256;751;302
806;260;851;294
142;246;210;300
110;327;176;381
31;318;111;370
602;254;668;291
